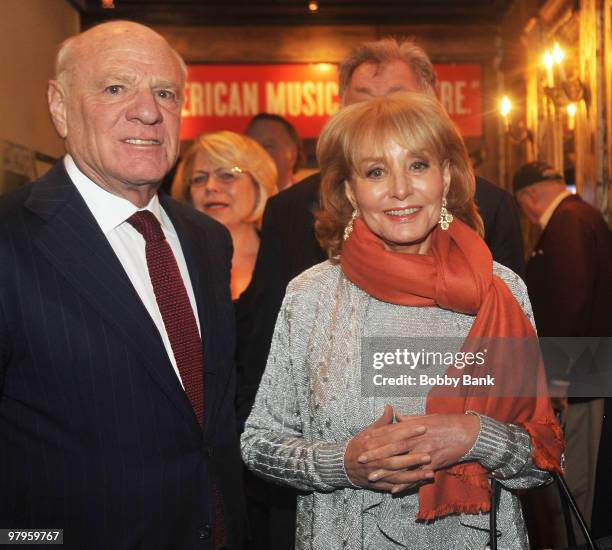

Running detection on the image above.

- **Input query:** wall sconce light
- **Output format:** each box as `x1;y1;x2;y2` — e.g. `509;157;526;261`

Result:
542;42;588;107
566;102;577;130
308;1;319;12
101;0;115;7
499;96;532;143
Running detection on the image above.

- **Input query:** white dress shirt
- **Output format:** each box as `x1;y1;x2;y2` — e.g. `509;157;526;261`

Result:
65;155;200;387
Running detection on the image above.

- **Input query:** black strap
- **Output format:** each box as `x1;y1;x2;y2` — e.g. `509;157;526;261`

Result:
554;472;598;549
558;473;577;547
489;478;501;550
488;473;598;550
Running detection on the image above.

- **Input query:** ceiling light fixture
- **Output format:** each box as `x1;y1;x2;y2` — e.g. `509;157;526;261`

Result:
308;1;319;12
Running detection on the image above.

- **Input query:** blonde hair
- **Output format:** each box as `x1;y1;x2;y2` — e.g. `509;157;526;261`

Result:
316;92;483;258
172;131;277;226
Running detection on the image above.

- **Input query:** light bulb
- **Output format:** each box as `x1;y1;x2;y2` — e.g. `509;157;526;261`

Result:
552;42;565;64
500;96;512;118
543;50;554;70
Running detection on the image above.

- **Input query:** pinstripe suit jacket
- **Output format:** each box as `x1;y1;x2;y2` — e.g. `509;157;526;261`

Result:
0;162;246;549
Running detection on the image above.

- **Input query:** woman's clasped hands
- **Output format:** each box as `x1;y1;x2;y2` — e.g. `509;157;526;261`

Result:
344;404;480;494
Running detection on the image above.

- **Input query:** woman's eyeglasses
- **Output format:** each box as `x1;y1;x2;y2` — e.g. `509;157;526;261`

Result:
190;166;244;187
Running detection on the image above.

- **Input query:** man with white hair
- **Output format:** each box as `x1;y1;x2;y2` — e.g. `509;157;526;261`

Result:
513;160;612;547
0;21;245;549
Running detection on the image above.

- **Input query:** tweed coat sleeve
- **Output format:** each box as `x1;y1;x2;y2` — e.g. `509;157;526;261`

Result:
240;287;354;493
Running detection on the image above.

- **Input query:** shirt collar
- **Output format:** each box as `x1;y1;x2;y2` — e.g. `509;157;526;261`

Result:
64;155;171;235
539;189;572;230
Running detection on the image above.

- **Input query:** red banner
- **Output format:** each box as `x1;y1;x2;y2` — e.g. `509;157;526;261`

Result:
180;63;482;140
435;64;482;137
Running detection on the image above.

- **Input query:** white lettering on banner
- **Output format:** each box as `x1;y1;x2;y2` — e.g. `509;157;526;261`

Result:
242;82;258;115
183;80;341;118
182;82;260;117
206;83;212;115
265;82;285;113
455;81;467;114
214;82;227;116
302;81;316;116
315;82;323;115
189;83;204;116
325;82;338;115
439;80;471;115
265;81;339;116
287;82;301;116
228;82;241;115
316;82;324;116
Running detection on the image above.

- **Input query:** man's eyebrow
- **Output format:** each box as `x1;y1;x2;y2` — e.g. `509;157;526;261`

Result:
94;73;138;87
153;79;181;89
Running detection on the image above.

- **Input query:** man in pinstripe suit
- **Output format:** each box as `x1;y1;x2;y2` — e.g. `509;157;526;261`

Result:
0;21;245;549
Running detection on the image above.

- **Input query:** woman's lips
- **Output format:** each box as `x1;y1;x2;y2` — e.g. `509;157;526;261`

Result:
203;202;229;209
384;206;421;221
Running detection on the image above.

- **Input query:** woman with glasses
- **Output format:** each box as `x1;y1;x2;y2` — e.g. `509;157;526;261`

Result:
172;131;277;299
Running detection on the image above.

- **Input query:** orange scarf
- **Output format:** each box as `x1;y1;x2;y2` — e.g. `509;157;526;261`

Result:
341;217;563;520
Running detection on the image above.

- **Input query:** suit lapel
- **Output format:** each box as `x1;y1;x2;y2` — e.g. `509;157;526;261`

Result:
26;163;200;435
160;195;223;436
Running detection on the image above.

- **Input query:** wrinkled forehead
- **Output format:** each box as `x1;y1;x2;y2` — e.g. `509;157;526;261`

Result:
71;28;184;84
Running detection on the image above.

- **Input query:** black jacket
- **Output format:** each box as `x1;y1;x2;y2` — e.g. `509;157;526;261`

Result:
0;162;247;550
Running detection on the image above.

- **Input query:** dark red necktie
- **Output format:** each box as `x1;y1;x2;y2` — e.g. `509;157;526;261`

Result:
127;211;226;549
127;210;204;423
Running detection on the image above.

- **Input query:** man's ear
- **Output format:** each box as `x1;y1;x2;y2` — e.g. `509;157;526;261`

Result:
47;80;68;138
344;179;357;210
522;186;539;204
288;146;298;174
516;186;539;223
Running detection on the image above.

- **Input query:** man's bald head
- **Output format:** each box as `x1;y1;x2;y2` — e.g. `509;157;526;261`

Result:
54;21;187;91
48;20;186;207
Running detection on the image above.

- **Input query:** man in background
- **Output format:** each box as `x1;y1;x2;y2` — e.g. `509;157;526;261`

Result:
0;21;245;549
246;113;305;190
237;37;525;549
513;161;612;547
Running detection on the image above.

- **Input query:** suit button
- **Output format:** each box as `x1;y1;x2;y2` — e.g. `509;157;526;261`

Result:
198;525;212;540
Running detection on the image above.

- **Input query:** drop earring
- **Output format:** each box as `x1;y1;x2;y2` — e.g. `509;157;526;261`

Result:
343;210;358;241
438;198;453;231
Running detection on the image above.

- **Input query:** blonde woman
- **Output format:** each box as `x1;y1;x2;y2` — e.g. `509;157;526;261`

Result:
172;131;277;299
